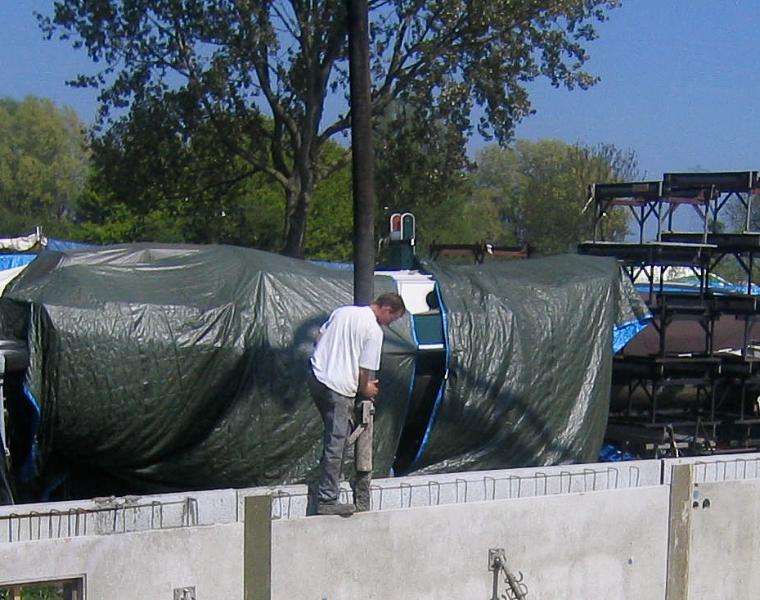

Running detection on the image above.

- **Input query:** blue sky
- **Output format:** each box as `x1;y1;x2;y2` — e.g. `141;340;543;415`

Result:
1;1;758;181
509;0;759;179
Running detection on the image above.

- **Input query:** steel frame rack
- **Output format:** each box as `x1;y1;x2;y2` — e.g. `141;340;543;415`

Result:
663;171;760;234
589;181;663;243
717;356;760;446
660;232;760;295
577;240;714;302
583;171;760;454
588;172;760;245
611;355;720;441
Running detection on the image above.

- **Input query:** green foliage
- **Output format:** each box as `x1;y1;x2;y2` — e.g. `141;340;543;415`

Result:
0;96;89;238
305;160;353;261
41;0;621;257
78;95;265;245
473;140;639;255
72;95;280;247
417;189;509;251
373;100;481;251
76;169;288;249
0;584;65;599
375;102;470;213
77;96;352;257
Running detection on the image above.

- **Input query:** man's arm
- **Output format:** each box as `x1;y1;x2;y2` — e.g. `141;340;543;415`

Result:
358;368;379;400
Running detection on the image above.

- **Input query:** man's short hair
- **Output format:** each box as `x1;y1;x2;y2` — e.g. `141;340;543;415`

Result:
374;292;406;314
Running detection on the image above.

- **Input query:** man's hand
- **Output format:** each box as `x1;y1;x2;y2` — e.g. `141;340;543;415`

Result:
364;379;379;400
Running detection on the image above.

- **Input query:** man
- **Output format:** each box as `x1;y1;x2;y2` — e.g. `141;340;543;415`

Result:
309;292;406;516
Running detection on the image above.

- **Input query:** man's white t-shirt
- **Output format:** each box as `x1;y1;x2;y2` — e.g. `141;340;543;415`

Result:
310;305;384;397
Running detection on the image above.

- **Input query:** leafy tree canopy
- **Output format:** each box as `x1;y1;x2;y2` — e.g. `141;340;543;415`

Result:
375;100;470;217
77;98;353;256
40;0;621;257
473;139;639;255
0;96;89;238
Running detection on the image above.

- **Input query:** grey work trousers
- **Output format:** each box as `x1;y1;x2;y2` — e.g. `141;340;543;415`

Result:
308;372;370;507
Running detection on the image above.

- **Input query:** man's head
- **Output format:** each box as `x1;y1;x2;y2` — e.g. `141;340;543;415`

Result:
371;292;406;326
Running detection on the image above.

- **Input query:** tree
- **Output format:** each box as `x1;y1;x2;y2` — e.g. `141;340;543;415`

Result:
304;147;353;260
375;103;470;223
474;140;639;255
77;98;353;256
77;95;277;245
40;0;620;257
0;97;90;237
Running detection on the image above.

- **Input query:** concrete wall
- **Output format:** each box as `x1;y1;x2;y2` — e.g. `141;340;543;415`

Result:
688;478;760;599
271;486;669;600
1;455;760;599
0;523;242;598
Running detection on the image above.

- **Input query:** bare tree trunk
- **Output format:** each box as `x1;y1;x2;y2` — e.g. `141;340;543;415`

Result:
282;149;316;259
282;184;312;259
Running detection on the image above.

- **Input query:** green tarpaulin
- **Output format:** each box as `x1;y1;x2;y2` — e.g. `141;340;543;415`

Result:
1;244;415;496
0;244;645;499
407;254;647;474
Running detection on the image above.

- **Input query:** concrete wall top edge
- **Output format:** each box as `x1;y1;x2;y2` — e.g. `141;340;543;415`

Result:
0;488;239;543
0;487;239;518
662;452;760;484
237;460;665;521
8;452;760;529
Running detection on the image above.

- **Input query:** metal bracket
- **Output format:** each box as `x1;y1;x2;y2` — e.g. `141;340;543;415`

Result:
489;548;528;600
489;547;506;572
173;587;196;600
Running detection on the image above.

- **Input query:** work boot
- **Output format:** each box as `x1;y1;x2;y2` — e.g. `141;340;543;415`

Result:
316;502;356;516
